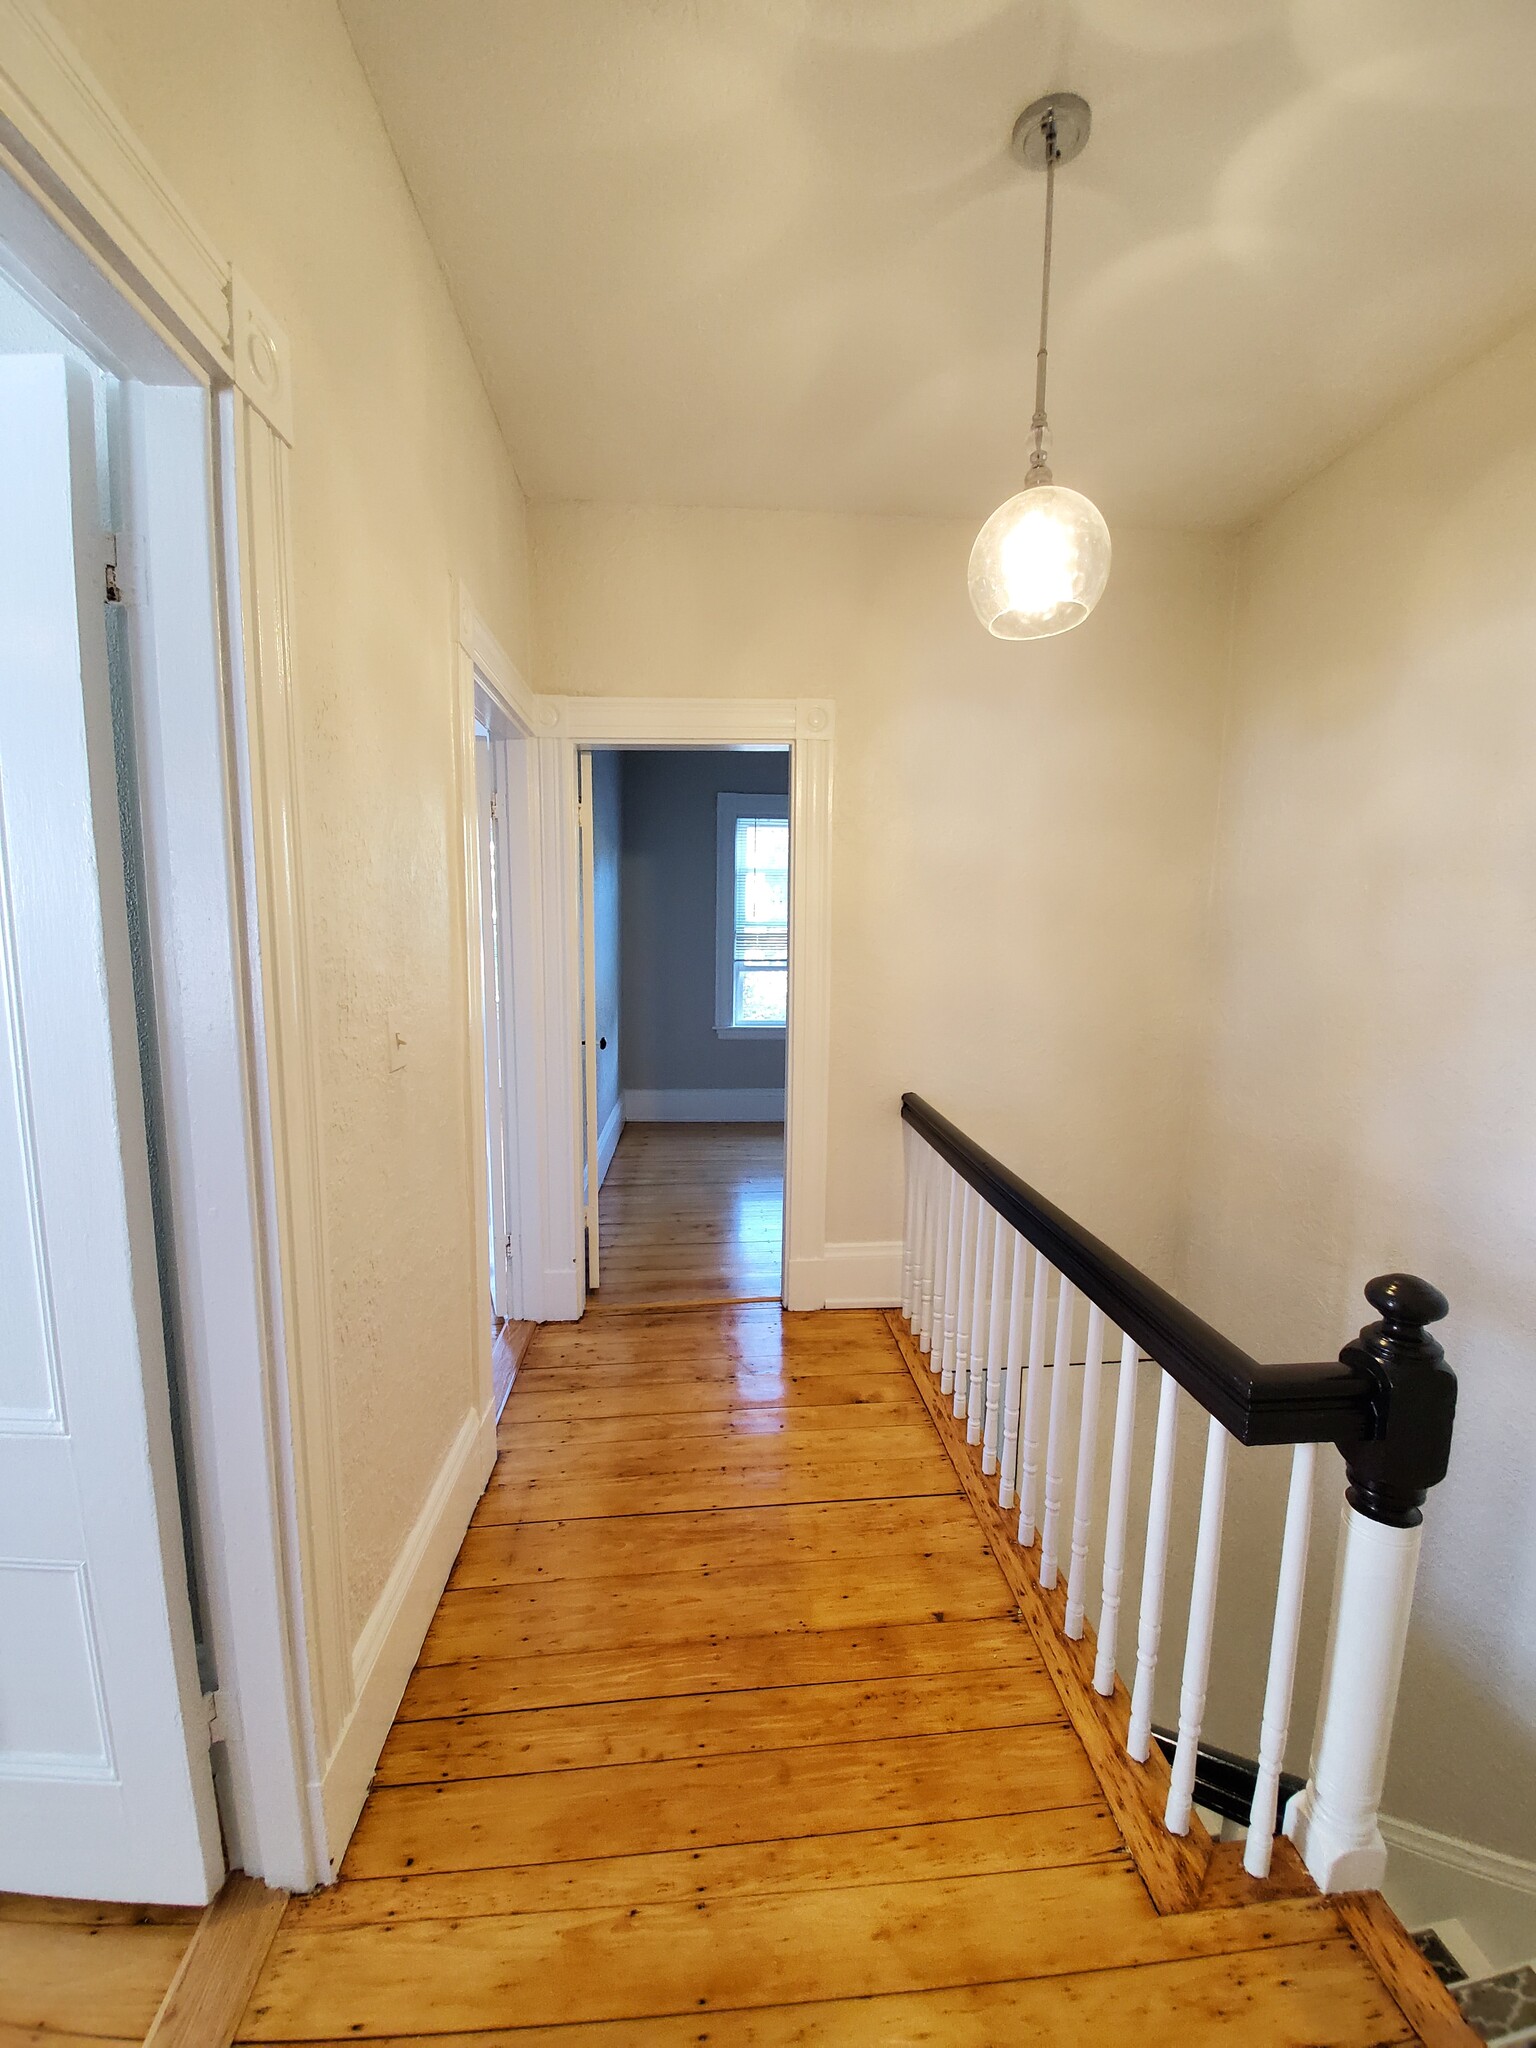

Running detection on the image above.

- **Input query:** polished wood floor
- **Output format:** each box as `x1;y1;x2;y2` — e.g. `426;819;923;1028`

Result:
0;1890;200;2044
595;1122;783;1306
236;1305;1420;2044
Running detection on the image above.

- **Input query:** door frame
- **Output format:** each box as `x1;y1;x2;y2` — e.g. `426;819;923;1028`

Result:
538;698;835;1313
0;3;329;1886
454;588;575;1327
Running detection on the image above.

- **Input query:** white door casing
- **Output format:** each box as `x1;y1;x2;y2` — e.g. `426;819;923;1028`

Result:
538;699;833;1313
458;593;573;1325
576;748;601;1289
0;353;223;1903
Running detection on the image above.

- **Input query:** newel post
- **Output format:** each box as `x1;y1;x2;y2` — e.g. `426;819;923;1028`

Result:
1285;1275;1455;1892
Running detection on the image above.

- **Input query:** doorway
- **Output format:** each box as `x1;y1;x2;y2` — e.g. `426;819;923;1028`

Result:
0;194;291;1899
579;748;789;1307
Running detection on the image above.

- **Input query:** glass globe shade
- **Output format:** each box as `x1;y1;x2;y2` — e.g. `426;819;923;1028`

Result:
968;484;1111;639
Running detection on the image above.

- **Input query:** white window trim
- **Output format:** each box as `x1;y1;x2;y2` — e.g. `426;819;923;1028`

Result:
714;792;789;1039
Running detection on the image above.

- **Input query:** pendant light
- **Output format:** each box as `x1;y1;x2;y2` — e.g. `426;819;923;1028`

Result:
969;93;1110;640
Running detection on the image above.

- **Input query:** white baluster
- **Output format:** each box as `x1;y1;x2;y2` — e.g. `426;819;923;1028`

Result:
1128;1372;1179;1762
1165;1417;1231;1835
950;1182;978;1403
1094;1330;1141;1696
981;1219;1011;1472
1064;1303;1107;1638
1245;1442;1317;1877
939;1169;963;1391
998;1235;1030;1507
964;1203;995;1439
1016;1257;1054;1546
915;1146;937;1353
1038;1276;1077;1589
900;1123;918;1322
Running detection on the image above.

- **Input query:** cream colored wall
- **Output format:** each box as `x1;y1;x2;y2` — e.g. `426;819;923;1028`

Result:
533;504;1236;1280
48;0;532;1636
1183;312;1536;1860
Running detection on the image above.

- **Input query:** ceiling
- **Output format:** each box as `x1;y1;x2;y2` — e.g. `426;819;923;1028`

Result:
337;0;1536;528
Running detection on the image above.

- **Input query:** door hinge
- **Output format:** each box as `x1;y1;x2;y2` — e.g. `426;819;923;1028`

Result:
489;791;499;821
203;1688;229;1745
102;532;143;607
505;1232;513;1260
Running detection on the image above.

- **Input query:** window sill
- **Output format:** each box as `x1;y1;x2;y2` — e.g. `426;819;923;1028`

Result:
715;1024;787;1041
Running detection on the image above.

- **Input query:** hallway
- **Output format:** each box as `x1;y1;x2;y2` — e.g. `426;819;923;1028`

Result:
235;1306;1416;2043
596;1124;784;1306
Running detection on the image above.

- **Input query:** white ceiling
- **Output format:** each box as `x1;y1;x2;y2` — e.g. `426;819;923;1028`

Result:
338;0;1536;528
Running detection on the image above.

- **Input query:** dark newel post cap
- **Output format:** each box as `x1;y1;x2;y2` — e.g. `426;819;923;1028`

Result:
1337;1272;1455;1527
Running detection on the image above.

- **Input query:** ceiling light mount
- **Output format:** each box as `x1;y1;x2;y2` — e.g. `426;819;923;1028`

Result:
1011;91;1092;172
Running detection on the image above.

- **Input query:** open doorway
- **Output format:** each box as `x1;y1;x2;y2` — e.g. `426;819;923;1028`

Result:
579;748;789;1307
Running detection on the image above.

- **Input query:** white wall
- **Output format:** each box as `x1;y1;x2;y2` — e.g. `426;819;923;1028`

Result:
47;0;533;1664
1182;310;1536;1863
534;504;1236;1281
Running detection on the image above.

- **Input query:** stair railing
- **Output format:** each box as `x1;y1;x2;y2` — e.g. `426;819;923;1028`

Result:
900;1092;1457;1892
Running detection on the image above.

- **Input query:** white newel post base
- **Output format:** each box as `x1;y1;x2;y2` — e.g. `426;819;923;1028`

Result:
1284;1502;1422;1892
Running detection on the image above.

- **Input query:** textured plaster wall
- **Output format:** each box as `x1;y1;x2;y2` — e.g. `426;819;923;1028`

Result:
1181;311;1536;1862
533;504;1236;1279
50;0;533;1638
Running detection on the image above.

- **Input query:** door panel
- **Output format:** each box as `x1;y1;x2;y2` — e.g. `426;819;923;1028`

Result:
0;354;223;1902
476;733;512;1318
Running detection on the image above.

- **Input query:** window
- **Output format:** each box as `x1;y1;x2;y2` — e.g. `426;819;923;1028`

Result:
715;792;789;1034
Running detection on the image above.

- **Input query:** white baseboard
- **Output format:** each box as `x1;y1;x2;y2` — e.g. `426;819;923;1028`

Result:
1382;1812;1536;1895
623;1087;785;1123
1381;1810;1536;1973
540;1259;584;1324
318;1402;495;1860
822;1240;903;1309
596;1094;624;1185
782;1253;823;1313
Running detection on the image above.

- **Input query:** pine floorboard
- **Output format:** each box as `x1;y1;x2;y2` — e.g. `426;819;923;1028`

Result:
235;1303;1426;2044
593;1123;784;1306
0;1901;199;2045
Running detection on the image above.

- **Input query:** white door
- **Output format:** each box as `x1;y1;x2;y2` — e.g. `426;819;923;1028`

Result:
577;748;600;1289
0;355;224;1903
476;732;513;1317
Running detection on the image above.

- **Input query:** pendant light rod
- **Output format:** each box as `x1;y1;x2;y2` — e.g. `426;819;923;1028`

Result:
1030;111;1057;485
1011;91;1091;489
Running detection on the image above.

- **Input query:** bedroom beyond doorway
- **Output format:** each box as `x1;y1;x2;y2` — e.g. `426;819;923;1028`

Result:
578;747;789;1307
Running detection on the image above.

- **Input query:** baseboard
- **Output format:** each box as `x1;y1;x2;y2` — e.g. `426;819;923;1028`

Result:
540;1259;584;1324
596;1095;624;1185
623;1087;785;1123
1382;1812;1536;1895
782;1253;824;1313
822;1240;903;1309
318;1402;495;1860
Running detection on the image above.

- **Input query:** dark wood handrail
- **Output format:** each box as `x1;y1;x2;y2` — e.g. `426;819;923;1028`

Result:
903;1092;1375;1448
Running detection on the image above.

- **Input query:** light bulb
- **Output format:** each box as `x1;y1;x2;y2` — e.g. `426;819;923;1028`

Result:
968;484;1111;639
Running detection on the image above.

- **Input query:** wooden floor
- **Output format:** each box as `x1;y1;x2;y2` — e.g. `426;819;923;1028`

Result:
235;1304;1424;2044
0;1890;200;2044
595;1122;783;1306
